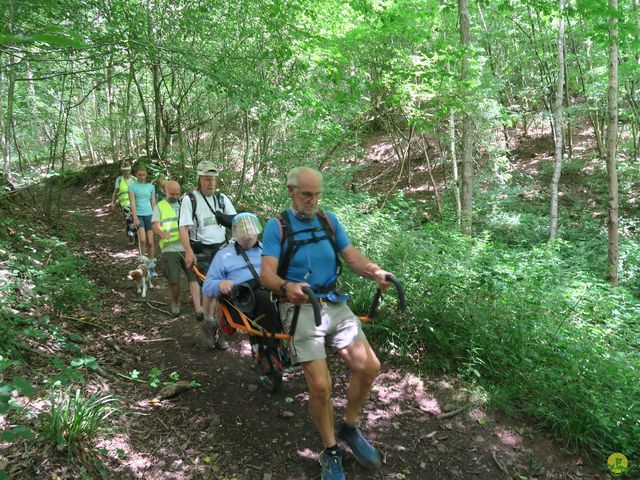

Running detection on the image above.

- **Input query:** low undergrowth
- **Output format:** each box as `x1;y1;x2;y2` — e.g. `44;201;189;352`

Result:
0;202;112;478
316;168;640;466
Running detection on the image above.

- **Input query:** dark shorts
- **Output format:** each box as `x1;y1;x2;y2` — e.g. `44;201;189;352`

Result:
159;251;197;284
193;243;225;278
138;215;153;231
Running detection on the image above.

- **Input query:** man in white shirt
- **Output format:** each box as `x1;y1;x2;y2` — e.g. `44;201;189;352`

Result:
179;160;236;349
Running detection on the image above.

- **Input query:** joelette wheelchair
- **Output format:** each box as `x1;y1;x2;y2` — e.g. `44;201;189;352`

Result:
216;275;406;393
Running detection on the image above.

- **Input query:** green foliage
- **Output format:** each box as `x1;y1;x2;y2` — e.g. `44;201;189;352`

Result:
40;387;118;456
326;175;640;460
33;252;100;314
0;216;101;317
140;368;196;389
0;212;104;464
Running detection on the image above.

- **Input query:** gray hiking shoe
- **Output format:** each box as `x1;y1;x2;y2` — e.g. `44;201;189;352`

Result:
170;304;181;317
200;317;219;349
215;331;229;351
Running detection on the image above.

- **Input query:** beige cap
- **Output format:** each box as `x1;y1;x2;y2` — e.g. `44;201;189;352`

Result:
196;160;219;177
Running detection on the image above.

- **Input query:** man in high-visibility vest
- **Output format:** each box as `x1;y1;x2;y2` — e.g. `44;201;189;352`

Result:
152;180;201;318
110;161;137;246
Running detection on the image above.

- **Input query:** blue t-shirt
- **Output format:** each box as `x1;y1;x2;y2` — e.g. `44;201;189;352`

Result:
262;210;350;292
203;242;262;299
129;182;155;216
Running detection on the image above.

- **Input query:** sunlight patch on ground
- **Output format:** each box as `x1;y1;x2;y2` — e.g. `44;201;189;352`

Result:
437;379;454;390
468;407;489;424
92;205;111;218
96;434;154;476
406;184;434;194
494;426;522;446
0;414;8;430
111;303;125;314
238;339;253;358
365;407;396;425
372;372;441;415
296;447;319;461
108;251;138;261
121;332;150;344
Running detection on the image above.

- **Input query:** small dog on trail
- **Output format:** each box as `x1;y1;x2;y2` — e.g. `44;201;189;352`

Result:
128;255;154;298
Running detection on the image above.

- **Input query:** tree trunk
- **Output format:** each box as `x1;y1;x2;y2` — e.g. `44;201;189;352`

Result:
449;113;462;226
151;62;163;158
78;94;97;164
419;134;442;215
459;0;474;235
124;66;134;157
563;42;573;160
0;69;7;177
1;1;16;177
105;54;118;163
549;0;565;242
131;62;151;154
235;109;250;204
568;28;604;158
606;0;619;285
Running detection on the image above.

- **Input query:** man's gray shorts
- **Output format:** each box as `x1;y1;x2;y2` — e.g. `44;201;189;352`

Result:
159;251;196;284
279;301;367;364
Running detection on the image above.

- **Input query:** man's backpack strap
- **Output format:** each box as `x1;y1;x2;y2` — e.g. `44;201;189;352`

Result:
276;210;294;280
185;192;198;228
215;191;225;213
316;211;341;275
179;192;199;242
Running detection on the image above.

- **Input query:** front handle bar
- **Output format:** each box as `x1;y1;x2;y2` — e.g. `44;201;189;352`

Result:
366;274;406;320
301;287;322;327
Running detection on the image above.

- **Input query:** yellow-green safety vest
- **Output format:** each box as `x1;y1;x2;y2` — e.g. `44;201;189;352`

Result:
157;199;180;249
118;176;132;207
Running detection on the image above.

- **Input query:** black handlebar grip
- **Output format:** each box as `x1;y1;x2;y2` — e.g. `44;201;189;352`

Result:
301;287;322;327
367;274;407;320
385;274;407;311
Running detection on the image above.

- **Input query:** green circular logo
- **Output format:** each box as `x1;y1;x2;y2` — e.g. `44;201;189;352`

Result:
607;453;628;476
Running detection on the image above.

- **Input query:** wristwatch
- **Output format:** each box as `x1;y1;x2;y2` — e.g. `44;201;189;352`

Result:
279;281;289;296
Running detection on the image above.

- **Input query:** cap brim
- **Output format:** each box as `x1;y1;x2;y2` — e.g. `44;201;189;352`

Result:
197;171;218;177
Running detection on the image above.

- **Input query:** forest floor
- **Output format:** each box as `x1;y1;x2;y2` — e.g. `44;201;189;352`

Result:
3;170;612;480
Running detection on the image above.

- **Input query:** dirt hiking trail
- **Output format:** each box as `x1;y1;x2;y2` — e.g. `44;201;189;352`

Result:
21;180;607;480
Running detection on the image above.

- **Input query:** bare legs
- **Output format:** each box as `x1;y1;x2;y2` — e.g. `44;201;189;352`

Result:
302;339;380;448
137;228;155;259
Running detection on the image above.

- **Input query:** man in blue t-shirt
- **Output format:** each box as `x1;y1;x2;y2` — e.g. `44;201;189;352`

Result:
261;167;393;480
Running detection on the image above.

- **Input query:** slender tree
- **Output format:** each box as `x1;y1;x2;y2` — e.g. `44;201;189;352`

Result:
1;0;16;177
606;0;619;285
459;0;474;235
549;0;566;242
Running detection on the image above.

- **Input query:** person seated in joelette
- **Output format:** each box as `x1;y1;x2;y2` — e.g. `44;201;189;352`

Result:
202;213;282;342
